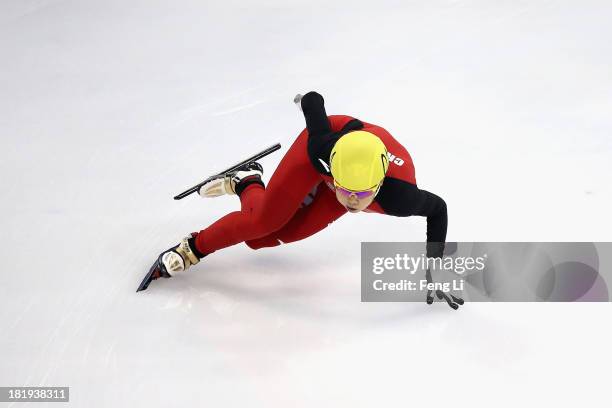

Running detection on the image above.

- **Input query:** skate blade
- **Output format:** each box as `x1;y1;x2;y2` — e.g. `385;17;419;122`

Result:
136;260;161;292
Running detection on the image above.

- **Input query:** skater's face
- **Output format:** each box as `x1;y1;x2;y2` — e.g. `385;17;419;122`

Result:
334;181;381;213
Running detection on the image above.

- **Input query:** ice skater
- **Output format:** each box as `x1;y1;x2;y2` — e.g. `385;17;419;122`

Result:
141;91;459;307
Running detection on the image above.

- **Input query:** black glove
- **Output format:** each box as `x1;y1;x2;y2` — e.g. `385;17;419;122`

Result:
425;268;464;310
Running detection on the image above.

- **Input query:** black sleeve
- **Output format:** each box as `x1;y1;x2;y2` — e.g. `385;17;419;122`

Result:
300;91;332;137
375;177;448;258
301;91;336;175
300;91;364;175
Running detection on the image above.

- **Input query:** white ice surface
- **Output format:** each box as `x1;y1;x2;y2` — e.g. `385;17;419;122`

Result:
1;0;611;407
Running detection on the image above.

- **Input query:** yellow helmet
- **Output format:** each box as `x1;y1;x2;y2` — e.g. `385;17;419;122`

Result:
330;131;389;191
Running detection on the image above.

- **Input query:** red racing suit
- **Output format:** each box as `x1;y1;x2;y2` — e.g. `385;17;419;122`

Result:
194;92;447;258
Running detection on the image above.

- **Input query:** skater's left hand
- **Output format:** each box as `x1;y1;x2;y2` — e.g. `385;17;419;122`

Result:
425;268;464;310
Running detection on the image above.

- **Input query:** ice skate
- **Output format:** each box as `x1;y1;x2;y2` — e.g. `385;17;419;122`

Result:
137;234;202;292
198;161;263;198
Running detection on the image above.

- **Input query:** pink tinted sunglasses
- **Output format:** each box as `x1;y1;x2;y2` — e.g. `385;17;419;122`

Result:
334;182;381;199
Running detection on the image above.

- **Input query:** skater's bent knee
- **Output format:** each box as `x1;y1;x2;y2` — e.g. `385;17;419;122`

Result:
245;237;282;250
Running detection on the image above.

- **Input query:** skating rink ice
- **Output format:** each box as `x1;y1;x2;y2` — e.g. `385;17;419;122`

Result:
1;0;611;406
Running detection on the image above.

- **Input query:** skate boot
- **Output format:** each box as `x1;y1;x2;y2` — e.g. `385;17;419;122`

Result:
137;233;203;292
198;161;264;198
